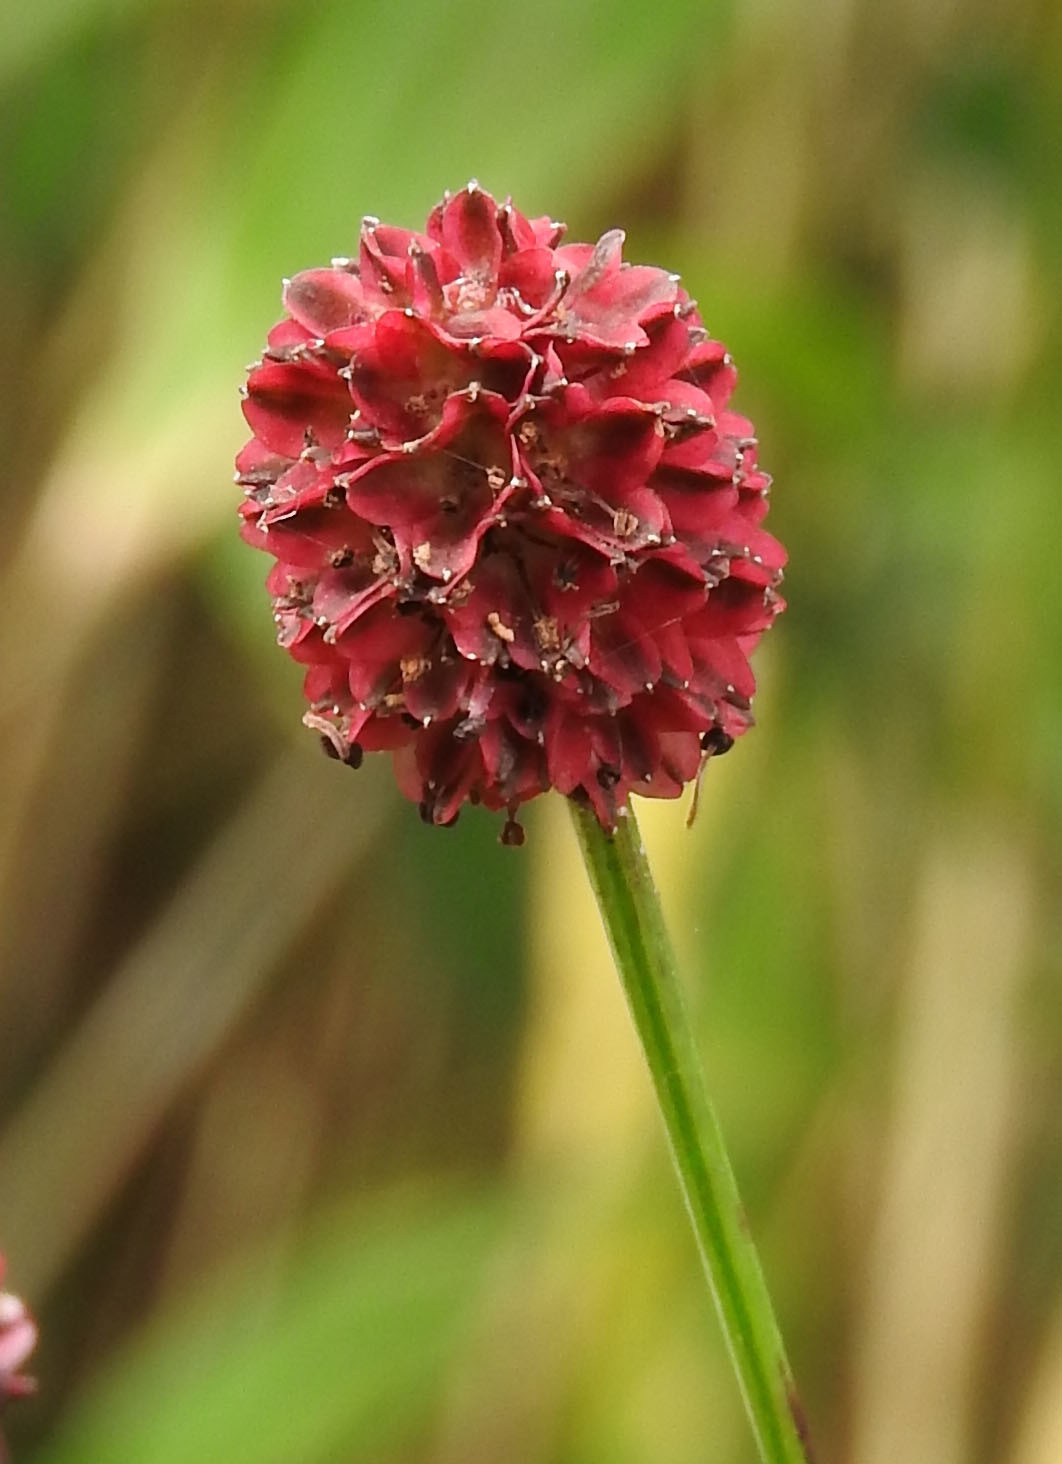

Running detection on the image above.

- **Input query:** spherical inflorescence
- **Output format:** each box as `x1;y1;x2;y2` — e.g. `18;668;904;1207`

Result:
237;184;785;838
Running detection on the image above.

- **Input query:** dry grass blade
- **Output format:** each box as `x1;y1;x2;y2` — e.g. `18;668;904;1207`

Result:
0;750;389;1298
851;821;1034;1464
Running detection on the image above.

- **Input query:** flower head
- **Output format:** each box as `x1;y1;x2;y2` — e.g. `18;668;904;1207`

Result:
238;184;784;837
0;1255;37;1432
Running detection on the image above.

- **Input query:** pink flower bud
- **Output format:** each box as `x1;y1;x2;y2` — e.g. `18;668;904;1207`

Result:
0;1255;37;1426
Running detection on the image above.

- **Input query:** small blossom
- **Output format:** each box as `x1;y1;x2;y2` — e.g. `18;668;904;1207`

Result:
0;1254;37;1454
238;184;784;836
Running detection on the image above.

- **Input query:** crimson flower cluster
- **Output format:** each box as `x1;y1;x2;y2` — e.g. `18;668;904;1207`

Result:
238;184;784;838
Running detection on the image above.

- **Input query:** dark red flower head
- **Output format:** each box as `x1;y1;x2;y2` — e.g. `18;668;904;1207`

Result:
238;184;784;836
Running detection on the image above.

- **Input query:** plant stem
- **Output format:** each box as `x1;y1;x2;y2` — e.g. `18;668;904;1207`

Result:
568;797;814;1464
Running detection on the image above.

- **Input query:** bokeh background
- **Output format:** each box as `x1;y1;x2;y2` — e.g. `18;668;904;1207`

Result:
1;1;1060;1461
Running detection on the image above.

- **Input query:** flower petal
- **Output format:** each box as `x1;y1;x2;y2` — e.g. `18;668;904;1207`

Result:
284;269;369;335
441;183;503;280
243;359;351;456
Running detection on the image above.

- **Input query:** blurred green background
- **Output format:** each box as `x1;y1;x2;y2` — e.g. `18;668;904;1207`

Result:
1;1;1060;1461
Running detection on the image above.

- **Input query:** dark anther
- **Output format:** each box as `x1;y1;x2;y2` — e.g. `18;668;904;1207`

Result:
596;763;622;789
343;742;364;769
500;816;525;847
418;800;435;825
401;712;421;729
320;735;341;760
554;559;579;590
700;727;734;756
516;686;547;726
395;599;423;616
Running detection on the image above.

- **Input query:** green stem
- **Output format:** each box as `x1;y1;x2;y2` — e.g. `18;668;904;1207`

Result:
568;797;814;1464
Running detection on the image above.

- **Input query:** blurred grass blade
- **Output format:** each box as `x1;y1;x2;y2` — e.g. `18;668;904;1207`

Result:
0;0;153;83
0;750;390;1297
34;1185;503;1464
851;823;1033;1464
